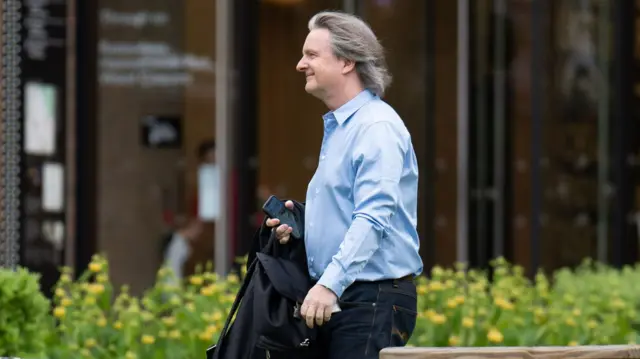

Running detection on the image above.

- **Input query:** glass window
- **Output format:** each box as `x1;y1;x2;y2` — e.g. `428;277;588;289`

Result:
257;0;342;207
95;0;217;294
539;0;613;271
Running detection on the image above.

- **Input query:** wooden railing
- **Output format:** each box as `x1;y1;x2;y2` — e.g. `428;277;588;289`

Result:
379;345;640;358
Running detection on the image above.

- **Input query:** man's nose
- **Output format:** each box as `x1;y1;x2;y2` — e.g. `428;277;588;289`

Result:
296;59;306;72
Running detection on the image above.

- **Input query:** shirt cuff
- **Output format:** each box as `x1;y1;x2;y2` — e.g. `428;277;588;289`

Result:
317;262;352;298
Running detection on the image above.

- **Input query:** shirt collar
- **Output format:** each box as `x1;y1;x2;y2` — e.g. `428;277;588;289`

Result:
323;89;376;126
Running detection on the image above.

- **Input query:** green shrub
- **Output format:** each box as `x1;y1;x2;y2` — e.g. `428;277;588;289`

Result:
0;267;51;357
411;258;640;347
5;254;640;358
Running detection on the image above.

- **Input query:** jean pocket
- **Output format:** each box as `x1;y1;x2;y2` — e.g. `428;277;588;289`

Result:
390;305;417;347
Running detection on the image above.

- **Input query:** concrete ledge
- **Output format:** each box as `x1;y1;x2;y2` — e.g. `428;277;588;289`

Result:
379;345;640;358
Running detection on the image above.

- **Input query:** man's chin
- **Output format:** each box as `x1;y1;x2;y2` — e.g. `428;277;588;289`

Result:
304;83;320;95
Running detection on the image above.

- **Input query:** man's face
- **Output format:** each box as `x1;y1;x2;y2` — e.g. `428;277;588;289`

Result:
296;29;345;97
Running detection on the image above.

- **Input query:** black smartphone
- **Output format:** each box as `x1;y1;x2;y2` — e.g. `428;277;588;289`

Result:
262;195;301;239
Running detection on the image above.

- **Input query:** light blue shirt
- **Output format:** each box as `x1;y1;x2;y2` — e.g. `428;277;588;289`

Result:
304;89;423;298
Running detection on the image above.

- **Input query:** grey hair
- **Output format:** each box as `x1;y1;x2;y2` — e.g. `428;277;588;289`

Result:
308;11;392;97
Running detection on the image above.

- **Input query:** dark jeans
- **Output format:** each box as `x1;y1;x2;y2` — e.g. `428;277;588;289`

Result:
273;277;418;359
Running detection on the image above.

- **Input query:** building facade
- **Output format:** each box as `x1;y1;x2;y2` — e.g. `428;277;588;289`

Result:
1;0;639;296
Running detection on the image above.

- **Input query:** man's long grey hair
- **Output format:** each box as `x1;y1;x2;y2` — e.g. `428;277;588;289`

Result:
308;11;392;97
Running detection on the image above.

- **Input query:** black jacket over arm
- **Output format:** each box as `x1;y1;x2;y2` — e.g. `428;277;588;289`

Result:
206;200;318;359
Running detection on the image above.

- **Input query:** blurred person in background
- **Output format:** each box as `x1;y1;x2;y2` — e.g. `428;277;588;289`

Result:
161;217;203;285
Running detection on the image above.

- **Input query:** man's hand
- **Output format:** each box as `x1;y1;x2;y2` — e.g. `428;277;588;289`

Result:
265;200;294;244
301;284;338;328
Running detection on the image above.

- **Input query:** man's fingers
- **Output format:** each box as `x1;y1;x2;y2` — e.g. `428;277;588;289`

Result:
265;218;280;227
315;306;327;326
275;225;292;243
275;224;289;236
322;304;333;323
285;200;294;210
303;304;316;328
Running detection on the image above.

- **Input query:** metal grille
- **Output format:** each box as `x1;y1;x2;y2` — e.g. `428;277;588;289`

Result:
1;0;22;269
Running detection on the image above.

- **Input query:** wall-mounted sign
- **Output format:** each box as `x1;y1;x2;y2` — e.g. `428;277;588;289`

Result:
140;115;182;148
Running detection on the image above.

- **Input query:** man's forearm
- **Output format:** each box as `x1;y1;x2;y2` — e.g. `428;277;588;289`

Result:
316;214;383;297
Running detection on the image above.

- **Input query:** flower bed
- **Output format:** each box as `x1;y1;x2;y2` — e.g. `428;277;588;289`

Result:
1;255;639;358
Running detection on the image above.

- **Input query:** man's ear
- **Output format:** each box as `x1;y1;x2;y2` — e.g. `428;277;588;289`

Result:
341;59;356;75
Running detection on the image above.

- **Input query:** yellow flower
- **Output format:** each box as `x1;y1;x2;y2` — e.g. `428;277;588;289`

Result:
96;273;109;283
425;309;436;320
212;311;223;321
430;313;446;325
89;262;102;272
168;329;181;339
53;306;65;318
565;318;576;327
125;351;137;359
190;276;204;286
417;285;427;295
227;273;239;284
141;335;155;344
487;328;504;343
85;338;97;348
432;266;444;277
206;324;219;334
446;298;459;309
87;283;105;295
84;296;96;305
587;320;597;329
81;349;91;357
113;321;123;330
61;297;73;307
462;317;474;328
429;281;443;291
163;316;177;326
572;309;581;317
97;317;107;327
199;331;212;341
59;274;72;283
201;285;215;296
494;297;514;310
449;335;460;346
568;340;578;346
55;288;66;297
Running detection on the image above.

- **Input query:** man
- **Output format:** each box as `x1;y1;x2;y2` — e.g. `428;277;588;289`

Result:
265;11;423;358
